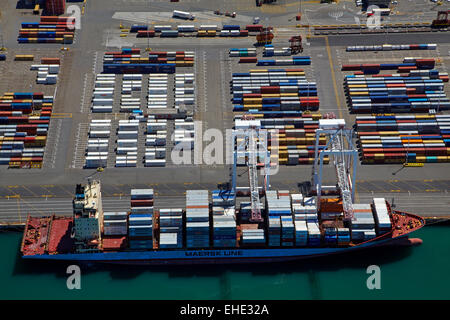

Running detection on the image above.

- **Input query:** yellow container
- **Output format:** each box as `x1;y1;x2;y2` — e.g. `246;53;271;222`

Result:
250;69;267;73
423;140;443;144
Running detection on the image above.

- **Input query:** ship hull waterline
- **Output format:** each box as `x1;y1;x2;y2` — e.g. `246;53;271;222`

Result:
22;235;418;266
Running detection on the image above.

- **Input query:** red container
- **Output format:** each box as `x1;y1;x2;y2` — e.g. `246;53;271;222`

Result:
239;57;257;63
44;0;66;16
240;30;249;36
246;25;263;32
261;86;280;94
130;199;154;207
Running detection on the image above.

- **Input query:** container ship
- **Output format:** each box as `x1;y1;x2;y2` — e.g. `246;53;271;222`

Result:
20;180;425;265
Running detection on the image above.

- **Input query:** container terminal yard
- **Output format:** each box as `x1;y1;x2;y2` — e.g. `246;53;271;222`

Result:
0;0;449;250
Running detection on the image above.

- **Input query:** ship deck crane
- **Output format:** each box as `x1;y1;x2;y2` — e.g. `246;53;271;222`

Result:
312;117;358;221
231;117;271;222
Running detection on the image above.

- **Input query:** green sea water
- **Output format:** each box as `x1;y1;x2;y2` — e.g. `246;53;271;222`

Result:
1;225;449;300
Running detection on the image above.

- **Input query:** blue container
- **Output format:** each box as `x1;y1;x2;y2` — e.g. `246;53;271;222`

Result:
223;25;240;30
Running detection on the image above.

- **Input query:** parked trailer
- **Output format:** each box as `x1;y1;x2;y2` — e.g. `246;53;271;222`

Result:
173;10;195;20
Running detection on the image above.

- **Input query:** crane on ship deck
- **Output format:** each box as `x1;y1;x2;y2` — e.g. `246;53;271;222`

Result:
311;115;358;221
231;115;271;222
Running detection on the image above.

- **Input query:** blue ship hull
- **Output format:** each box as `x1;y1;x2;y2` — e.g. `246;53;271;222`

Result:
22;236;401;265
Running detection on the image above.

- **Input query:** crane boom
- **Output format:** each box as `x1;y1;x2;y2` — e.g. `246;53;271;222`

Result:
331;131;353;220
248;129;262;222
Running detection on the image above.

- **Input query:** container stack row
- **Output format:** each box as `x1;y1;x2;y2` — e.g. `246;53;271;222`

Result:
372;198;392;234
31;58;60;85
356;114;450;163
175;73;195;106
241;224;265;246
116;119;139;167
85;119;110;168
263;45;292;57
257;56;311;66
186;190;210;248
212;190;237;248
146;118;167;167
346;44;437;52
229;48;257;57
0;92;51;168
102;211;128;251
133;24;263;36
18;16;75;44
148;51;194;68
129;189;154;250
232;69;319;112
103;211;128;236
174;118;195;151
102;48;178;74
344;72;450;113
350;203;377;241
293;196;321;246
121;74;142;113
159;208;183;249
342;58;437;74
148;74;168;109
92;74;116;113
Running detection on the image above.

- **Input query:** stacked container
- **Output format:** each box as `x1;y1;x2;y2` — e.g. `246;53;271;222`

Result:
229;48;257;57
146;118;166;167
92;74;115;113
148;51;194;68
241;225;265;246
268;216;281;246
294;220;308;246
31;63;59;85
257;56;311;66
372;198;392;234
173;119;194;150
116;119;139;167
212;215;237;248
103;212;128;236
306;221;321;246
346;44;437;52
324;227;337;245
85;119;110;168
148;74;168;109
350;203;377;241
281;216;295;246
337;227;350;246
185;190;210;248
356;114;450;163
0;92;51;168
263;46;292;57
175;73;195;106
344;71;449;113
18;16;75;44
266;190;292;217
212;190;236;248
159;208;183;248
103;48;178;74
120;74;142;112
129;189;154;250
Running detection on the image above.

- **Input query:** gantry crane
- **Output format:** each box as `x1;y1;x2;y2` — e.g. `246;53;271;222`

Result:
311;117;358;221
231;118;271;222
